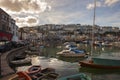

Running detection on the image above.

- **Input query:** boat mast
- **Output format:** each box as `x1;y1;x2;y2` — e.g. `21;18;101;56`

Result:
91;0;96;55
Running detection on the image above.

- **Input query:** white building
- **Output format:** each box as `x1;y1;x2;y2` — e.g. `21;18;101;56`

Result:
10;18;19;41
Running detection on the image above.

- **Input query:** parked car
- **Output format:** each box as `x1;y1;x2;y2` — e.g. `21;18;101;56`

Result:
10;41;19;48
0;41;12;53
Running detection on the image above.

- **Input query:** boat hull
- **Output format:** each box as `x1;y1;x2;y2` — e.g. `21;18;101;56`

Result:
10;58;31;66
9;71;32;80
27;65;41;74
58;53;87;58
58;73;91;80
79;60;120;69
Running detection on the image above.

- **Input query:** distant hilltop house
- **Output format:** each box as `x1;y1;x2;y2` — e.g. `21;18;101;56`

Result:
17;23;120;42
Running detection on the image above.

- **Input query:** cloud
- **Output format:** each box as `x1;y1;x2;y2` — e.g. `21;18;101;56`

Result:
27;17;37;24
15;16;38;27
0;0;51;13
87;1;102;10
0;0;51;27
0;0;22;12
86;0;120;10
105;0;119;6
15;17;26;23
0;0;119;27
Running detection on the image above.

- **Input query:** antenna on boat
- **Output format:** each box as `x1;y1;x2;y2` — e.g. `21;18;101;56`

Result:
91;0;96;56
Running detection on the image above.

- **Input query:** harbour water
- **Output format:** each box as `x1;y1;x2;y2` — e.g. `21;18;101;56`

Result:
16;44;120;80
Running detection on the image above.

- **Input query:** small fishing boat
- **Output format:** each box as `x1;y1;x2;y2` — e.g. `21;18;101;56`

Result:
65;44;77;50
101;41;112;47
27;65;42;74
41;67;55;74
93;41;112;47
79;56;120;69
9;75;19;80
9;71;32;80
9;67;59;80
63;42;76;46
70;48;86;54
57;49;87;58
58;73;91;80
14;54;26;60
28;67;58;80
35;72;59;80
10;57;32;66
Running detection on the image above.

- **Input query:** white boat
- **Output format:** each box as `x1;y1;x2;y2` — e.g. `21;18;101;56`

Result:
63;42;76;46
101;41;112;47
65;44;78;50
10;57;32;65
57;49;87;58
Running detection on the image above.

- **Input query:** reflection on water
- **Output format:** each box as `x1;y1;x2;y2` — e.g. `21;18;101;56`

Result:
17;56;79;77
16;44;120;80
80;68;120;80
102;47;105;51
79;67;120;74
58;56;86;63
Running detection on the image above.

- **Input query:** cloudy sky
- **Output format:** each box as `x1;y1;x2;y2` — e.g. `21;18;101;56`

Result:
0;0;120;27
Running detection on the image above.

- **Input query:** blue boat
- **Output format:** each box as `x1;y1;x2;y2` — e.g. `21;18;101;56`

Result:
70;48;86;54
58;73;91;80
65;44;77;50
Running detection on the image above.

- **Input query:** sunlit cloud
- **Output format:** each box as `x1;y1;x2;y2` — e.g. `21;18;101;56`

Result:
0;0;51;27
15;16;38;27
27;17;37;24
0;0;51;13
87;1;102;10
15;17;26;23
105;0;119;6
0;0;120;27
87;0;120;10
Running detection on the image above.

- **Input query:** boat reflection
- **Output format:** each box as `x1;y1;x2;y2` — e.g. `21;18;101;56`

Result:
79;67;120;74
58;56;86;63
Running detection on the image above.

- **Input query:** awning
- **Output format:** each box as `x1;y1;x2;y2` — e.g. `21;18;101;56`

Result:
0;31;13;41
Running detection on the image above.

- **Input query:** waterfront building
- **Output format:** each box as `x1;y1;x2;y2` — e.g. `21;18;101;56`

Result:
10;18;19;41
0;8;12;41
0;8;18;41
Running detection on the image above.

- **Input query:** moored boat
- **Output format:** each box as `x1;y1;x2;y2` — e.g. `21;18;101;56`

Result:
28;67;58;80
9;71;32;80
58;73;91;80
101;41;112;47
79;57;120;69
10;57;32;66
27;65;41;74
35;72;59;80
9;66;59;80
9;75;19;80
57;49;87;58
